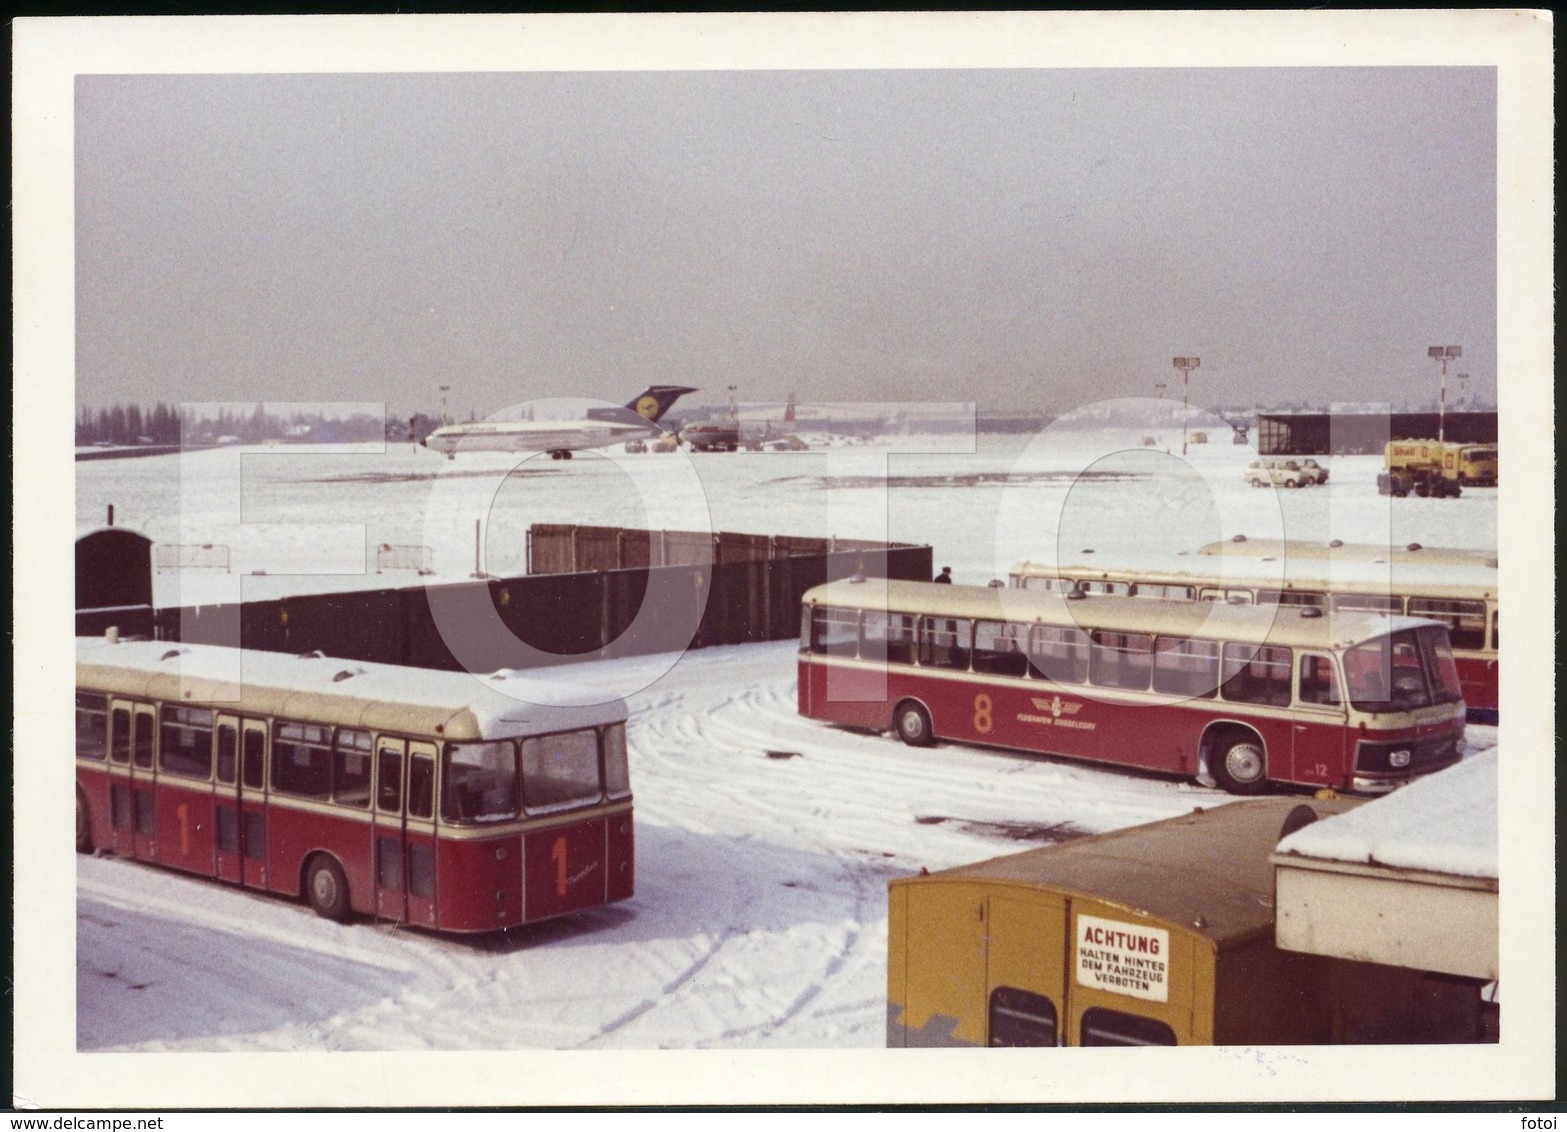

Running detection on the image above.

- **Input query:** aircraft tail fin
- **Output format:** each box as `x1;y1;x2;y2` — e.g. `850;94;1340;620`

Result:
587;385;697;425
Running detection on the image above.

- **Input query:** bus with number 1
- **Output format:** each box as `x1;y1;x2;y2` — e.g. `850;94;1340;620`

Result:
76;636;634;934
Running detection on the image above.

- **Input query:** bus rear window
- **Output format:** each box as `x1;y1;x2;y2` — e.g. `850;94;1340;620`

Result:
521;730;602;814
443;741;520;823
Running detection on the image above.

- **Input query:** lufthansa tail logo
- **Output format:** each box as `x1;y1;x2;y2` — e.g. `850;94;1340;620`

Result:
636;395;660;419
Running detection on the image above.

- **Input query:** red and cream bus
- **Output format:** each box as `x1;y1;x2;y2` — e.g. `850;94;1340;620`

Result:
1009;552;1498;722
75;637;634;934
798;579;1467;795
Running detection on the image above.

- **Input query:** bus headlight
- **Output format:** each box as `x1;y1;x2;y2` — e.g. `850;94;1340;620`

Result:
1389;749;1412;769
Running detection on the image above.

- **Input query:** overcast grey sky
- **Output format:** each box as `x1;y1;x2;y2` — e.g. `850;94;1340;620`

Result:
75;67;1495;416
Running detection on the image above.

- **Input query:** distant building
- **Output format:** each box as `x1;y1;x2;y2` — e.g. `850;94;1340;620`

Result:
1256;411;1498;456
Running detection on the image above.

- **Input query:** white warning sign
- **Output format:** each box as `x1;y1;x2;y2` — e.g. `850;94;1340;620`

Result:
1075;914;1170;1003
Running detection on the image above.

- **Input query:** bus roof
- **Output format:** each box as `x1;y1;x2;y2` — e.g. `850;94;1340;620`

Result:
1198;538;1497;570
75;637;626;741
1010;554;1497;601
803;578;1441;650
892;797;1362;946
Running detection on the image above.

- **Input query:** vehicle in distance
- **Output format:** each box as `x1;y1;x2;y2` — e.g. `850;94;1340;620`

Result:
1243;458;1324;488
76;637;635;933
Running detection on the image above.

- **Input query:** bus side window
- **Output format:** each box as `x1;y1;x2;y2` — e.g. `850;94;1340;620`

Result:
1029;625;1088;685
378;746;404;813
1490;608;1498;650
1089;631;1153;691
811;607;860;657
1221;643;1293;706
1151;637;1219;698
1409;598;1488;651
919;617;972;670
333;729;373;808
1297;653;1341;707
973;621;1029;678
862;610;917;666
408;755;435;820
989;987;1057;1046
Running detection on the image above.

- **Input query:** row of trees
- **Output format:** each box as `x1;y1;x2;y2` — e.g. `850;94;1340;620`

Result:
76;403;388;447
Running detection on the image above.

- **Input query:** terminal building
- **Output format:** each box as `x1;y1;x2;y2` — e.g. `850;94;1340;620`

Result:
1256;410;1498;456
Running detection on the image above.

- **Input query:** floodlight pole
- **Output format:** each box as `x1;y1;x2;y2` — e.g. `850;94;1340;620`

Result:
1173;357;1199;455
1427;346;1461;442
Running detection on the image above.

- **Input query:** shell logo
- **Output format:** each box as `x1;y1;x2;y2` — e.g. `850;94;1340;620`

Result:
635;395;660;419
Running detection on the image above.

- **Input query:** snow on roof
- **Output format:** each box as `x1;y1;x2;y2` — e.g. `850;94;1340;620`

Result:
1013;549;1497;596
1275;749;1498;880
76;637;625;737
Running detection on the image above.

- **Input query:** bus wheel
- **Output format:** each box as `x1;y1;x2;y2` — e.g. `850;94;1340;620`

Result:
305;855;351;922
894;701;934;747
1213;736;1268;795
76;791;93;854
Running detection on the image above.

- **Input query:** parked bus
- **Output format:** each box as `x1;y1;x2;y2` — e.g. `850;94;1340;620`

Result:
1009;553;1498;722
75;636;634;933
798;579;1466;795
888;797;1497;1046
1197;537;1497;570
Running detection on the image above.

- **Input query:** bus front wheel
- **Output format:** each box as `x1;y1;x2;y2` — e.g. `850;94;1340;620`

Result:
1212;735;1269;795
894;701;934;747
306;855;351;922
76;791;92;854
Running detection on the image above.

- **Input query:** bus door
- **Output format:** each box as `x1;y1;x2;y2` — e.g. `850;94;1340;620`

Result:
105;699;138;856
373;738;438;928
985;893;1069;1047
213;716;269;887
1290;653;1349;788
128;703;159;860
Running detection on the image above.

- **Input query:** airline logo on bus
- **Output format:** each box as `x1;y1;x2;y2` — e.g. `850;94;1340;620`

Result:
1017;695;1096;731
1075;914;1169;1003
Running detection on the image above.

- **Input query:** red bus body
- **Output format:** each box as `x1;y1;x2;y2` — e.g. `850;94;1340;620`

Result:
77;639;634;934
798;580;1466;796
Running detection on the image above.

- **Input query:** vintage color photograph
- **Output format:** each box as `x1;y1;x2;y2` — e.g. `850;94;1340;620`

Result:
14;10;1555;1110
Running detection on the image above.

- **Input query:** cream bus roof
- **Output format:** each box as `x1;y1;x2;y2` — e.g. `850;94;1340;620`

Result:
1198;538;1498;570
803;578;1438;651
892;797;1361;947
1010;553;1497;602
76;637;626;741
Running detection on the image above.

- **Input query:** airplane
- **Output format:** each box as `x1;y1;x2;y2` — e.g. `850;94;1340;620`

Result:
421;385;696;460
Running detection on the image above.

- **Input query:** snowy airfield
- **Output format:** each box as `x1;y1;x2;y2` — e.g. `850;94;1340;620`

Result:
75;419;1504;1057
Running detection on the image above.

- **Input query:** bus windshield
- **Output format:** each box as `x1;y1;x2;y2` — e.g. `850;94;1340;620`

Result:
1343;627;1464;712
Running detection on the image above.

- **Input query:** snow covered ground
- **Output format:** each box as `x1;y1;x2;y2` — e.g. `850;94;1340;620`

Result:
51;419;1543;1104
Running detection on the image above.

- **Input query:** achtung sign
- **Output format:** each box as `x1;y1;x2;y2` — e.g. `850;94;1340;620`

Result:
1075;914;1170;1003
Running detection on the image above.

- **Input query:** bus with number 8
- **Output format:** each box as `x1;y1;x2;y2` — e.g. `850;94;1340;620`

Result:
797;578;1466;795
75;635;634;933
